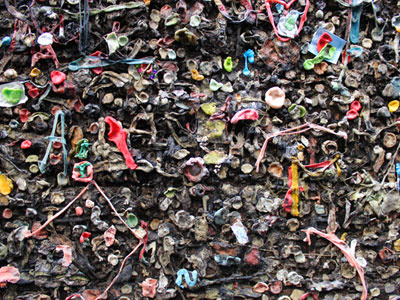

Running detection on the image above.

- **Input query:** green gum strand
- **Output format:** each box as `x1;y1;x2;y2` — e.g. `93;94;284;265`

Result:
303;44;336;70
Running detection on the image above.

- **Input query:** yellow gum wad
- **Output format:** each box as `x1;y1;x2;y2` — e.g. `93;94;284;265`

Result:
0;174;13;195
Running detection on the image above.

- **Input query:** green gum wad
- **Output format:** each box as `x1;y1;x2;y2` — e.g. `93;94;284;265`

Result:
165;13;180;26
174;28;198;45
201;102;216;115
285;14;297;31
164;187;178;198
203;151;226;164
224;57;233;72
118;35;129;47
2;87;23;104
190;15;201;27
206;120;225;139
288;104;307;118
105;32;119;55
209;79;223;91
126;212;138;228
0;243;7;260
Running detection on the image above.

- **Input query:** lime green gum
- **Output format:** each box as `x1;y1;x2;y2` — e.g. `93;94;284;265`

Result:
2;88;23;104
224;57;233;72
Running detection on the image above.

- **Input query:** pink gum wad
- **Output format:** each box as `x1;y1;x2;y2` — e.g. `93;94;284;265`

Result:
104;116;138;170
31;45;60;69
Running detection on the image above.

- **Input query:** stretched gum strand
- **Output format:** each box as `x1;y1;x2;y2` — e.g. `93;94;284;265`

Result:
255;123;347;173
27;177;147;300
68;56;154;71
266;0;298;10
25;183;91;238
283;158;334;214
255;124;312;172
303;44;336;70
50;179;147;300
243;53;250;76
214;0;255;23
38;110;68;176
264;0;310;42
290;161;299;216
303;227;368;300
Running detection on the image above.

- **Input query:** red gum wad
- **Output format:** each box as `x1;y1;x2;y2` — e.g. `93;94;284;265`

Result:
104;116;138;170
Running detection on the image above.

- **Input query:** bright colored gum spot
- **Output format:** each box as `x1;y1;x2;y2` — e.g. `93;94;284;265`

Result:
2;88;23;104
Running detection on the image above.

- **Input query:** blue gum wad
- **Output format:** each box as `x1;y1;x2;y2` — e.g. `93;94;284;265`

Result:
175;269;198;288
